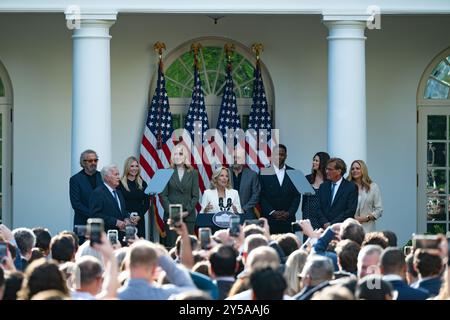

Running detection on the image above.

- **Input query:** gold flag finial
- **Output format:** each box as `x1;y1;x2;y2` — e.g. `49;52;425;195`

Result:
252;43;264;61
153;41;166;57
224;43;235;61
191;43;203;69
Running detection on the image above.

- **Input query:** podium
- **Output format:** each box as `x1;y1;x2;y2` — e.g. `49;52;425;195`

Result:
195;212;255;234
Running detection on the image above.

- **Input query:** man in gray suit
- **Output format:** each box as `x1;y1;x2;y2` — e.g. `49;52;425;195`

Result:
230;149;261;216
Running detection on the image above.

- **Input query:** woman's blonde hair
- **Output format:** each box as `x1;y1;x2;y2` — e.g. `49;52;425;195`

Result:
284;249;309;296
348;159;372;191
209;167;232;190
170;144;193;171
121;156;144;192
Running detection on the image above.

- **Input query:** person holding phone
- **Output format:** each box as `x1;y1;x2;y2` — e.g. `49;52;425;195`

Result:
200;167;242;214
161;144;199;248
118;156;149;238
348;160;383;232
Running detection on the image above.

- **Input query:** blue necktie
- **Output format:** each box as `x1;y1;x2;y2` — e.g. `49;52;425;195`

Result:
113;190;121;210
331;183;337;204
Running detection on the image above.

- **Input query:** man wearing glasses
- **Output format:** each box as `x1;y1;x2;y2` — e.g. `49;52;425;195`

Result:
70;149;103;243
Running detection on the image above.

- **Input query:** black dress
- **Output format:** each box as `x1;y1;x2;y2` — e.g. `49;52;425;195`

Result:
301;174;323;230
118;179;149;238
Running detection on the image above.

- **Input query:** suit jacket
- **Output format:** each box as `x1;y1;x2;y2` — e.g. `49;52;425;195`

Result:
216;279;235;300
412;276;442;297
230;167;261;214
70;170;103;226
355;182;383;232
316;178;358;226
259;165;301;234
161;169;199;223
89;184;129;231
387;279;428;300
200;189;242;213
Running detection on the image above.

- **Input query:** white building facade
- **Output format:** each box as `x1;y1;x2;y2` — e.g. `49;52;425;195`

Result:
0;0;449;245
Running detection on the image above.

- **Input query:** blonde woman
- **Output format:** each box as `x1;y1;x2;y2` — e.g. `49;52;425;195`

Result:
200;167;242;214
161;144;199;248
284;249;309;297
348;160;383;232
118;156;149;238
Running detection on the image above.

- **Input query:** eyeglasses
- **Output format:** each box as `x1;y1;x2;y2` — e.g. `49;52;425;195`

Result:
84;159;99;163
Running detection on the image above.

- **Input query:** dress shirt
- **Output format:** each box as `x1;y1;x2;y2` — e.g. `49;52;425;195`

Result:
274;164;286;186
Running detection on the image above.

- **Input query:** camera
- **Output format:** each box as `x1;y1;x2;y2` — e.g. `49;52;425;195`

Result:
229;215;241;237
412;234;440;250
107;229;119;245
169;204;183;230
0;242;7;259
125;225;137;242
244;219;264;228
199;227;211;250
291;221;303;233
74;225;87;237
87;218;104;245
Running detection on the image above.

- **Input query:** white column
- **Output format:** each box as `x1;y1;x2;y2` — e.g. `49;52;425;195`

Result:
324;16;368;167
66;13;116;174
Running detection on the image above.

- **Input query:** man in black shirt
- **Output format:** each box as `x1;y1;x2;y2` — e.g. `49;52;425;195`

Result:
69;149;103;243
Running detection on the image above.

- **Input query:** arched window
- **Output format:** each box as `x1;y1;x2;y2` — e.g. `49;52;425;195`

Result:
0;78;5;97
149;37;275;131
417;48;450;234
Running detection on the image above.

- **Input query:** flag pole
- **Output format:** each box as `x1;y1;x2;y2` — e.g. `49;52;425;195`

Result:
147;41;166;243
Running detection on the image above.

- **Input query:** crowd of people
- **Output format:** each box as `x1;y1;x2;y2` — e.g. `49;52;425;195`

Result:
0;144;449;300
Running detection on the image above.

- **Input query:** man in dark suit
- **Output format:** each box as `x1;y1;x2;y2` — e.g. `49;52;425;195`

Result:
259;144;301;234
380;248;428;300
209;245;239;300
411;249;443;297
230;149;260;215
70;150;103;242
89;164;130;234
317;158;358;228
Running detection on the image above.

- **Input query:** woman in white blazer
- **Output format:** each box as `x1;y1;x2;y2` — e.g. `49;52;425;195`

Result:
201;167;242;213
348;160;383;232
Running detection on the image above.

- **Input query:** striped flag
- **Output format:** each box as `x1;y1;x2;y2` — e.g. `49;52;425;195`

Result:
247;58;274;173
139;61;174;237
216;55;241;166
183;63;212;204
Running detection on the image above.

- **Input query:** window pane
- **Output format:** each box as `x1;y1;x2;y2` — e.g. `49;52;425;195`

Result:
0;78;4;97
202;47;222;72
431;60;450;86
427;223;447;234
427;115;446;140
180;52;195;72
424;78;449;99
426;195;446;221
172;114;181;130
427;169;446;194
166;79;182;98
427;142;446;167
165;59;191;86
241;115;249;131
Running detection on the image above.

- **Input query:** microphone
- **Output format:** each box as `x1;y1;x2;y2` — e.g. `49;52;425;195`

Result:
219;197;224;211
226;198;232;211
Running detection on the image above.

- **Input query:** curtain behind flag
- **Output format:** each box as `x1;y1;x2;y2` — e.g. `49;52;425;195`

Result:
139;61;174;237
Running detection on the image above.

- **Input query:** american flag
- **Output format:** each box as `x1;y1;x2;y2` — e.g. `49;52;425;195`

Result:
183;64;213;200
216;59;241;166
247;59;274;173
139;61;174;237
